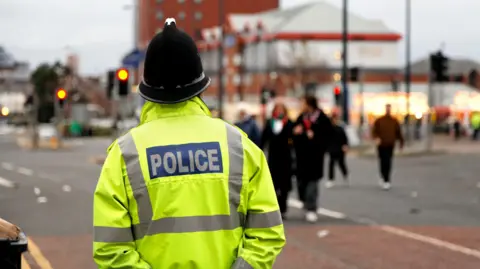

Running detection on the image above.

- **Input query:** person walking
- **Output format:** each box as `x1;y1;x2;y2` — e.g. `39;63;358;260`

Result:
371;104;404;190
471;111;480;140
93;18;285;269
325;115;349;188
292;95;334;223
261;102;294;219
235;103;262;147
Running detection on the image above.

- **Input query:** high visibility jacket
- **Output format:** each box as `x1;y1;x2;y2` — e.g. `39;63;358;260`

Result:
93;97;286;269
472;113;480;129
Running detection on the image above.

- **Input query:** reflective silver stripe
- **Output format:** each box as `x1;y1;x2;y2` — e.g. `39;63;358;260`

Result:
225;123;244;215
117;132;153;239
245;210;283;229
95;124;245;242
231;257;254;269
94;226;134;243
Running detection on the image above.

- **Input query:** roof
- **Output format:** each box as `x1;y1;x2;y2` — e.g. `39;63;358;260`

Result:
410;57;480;75
203;1;398;41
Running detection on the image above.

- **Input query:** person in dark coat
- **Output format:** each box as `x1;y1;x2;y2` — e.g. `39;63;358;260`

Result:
325;115;349;188
292;95;334;223
235;107;261;147
260;102;294;219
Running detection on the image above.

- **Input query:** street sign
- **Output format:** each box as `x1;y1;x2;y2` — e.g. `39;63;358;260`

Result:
122;48;145;69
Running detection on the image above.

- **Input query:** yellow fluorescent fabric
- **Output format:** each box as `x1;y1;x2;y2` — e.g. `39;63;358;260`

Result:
93;97;285;268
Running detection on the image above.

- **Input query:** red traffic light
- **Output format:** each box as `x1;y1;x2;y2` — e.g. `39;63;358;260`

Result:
334;86;341;95
56;88;67;100
116;68;129;81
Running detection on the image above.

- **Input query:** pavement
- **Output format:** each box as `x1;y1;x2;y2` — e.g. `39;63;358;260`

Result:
0;129;479;268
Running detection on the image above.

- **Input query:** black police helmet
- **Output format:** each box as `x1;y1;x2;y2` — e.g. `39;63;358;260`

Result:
138;18;211;104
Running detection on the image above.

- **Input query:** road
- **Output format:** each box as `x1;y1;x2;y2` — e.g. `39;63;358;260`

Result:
0;131;479;268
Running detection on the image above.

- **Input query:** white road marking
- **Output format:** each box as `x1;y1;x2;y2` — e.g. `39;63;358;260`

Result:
1;162;14;170
287;199;346;219
17;167;33;176
33;187;41;196
62;185;71;192
36;196;47;203
0;177;15;188
288;199;480;259
37;173;61;183
378;225;480;259
317;230;330;238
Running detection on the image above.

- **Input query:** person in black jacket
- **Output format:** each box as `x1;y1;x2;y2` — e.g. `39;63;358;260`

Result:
325;115;349;188
260;102;294;219
292;95;334;223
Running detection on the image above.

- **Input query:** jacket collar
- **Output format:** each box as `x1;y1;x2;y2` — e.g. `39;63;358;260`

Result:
139;96;212;125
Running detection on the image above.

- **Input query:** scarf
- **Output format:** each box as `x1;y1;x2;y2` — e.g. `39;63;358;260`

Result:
303;110;320;130
271;113;288;134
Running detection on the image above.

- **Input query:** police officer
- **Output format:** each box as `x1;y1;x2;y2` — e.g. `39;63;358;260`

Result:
93;18;285;269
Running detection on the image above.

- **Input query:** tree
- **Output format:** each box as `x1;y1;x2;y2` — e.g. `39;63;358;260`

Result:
28;62;67;148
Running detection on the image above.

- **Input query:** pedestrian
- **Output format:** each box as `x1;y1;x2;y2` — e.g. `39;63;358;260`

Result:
93;18;285;269
292;95;334;223
471;111;480;140
260;102;294;219
325;115;349;188
453;118;461;141
371;104;404;190
234;103;261;147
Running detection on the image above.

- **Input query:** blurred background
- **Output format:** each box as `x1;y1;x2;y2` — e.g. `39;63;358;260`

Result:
1;0;480;268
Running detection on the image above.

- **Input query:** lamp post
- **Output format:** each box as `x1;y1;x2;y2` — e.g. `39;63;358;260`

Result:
122;1;139;48
405;0;412;142
256;21;264;87
341;0;349;124
238;23;251;101
217;0;225;119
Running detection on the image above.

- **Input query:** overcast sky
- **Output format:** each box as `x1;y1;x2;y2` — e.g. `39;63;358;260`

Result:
0;0;478;75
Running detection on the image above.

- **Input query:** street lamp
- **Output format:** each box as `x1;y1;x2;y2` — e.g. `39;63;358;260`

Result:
237;23;251;101
256;20;264;82
123;1;139;48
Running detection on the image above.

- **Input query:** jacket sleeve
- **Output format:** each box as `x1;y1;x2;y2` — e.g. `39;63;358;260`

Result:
232;148;286;269
93;142;151;269
251;122;262;147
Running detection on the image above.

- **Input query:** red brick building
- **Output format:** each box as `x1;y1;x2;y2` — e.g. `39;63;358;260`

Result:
137;0;279;47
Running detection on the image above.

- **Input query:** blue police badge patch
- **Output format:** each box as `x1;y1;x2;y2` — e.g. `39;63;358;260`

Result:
146;142;223;179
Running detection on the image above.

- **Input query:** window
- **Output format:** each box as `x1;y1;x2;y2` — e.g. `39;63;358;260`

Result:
194;0;202;3
178;11;186;20
194;12;202;20
178;0;185;3
156;11;164;20
156;0;163;3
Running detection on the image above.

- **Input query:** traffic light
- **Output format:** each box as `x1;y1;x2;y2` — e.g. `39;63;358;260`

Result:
106;70;115;99
56;88;67;108
430;51;449;82
117;68;130;96
468;69;478;88
260;87;273;105
350;67;359;82
391;79;399;92
334;86;342;105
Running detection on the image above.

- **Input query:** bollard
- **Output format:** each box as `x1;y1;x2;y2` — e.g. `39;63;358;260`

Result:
0;232;28;268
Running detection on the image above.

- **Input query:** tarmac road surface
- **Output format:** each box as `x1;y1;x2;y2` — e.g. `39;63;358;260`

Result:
0;136;479;268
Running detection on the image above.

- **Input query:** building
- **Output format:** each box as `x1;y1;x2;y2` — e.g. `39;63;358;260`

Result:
0;46;30;114
197;2;479;123
137;0;279;47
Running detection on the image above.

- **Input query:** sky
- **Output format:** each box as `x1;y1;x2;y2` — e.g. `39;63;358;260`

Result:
0;0;479;75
